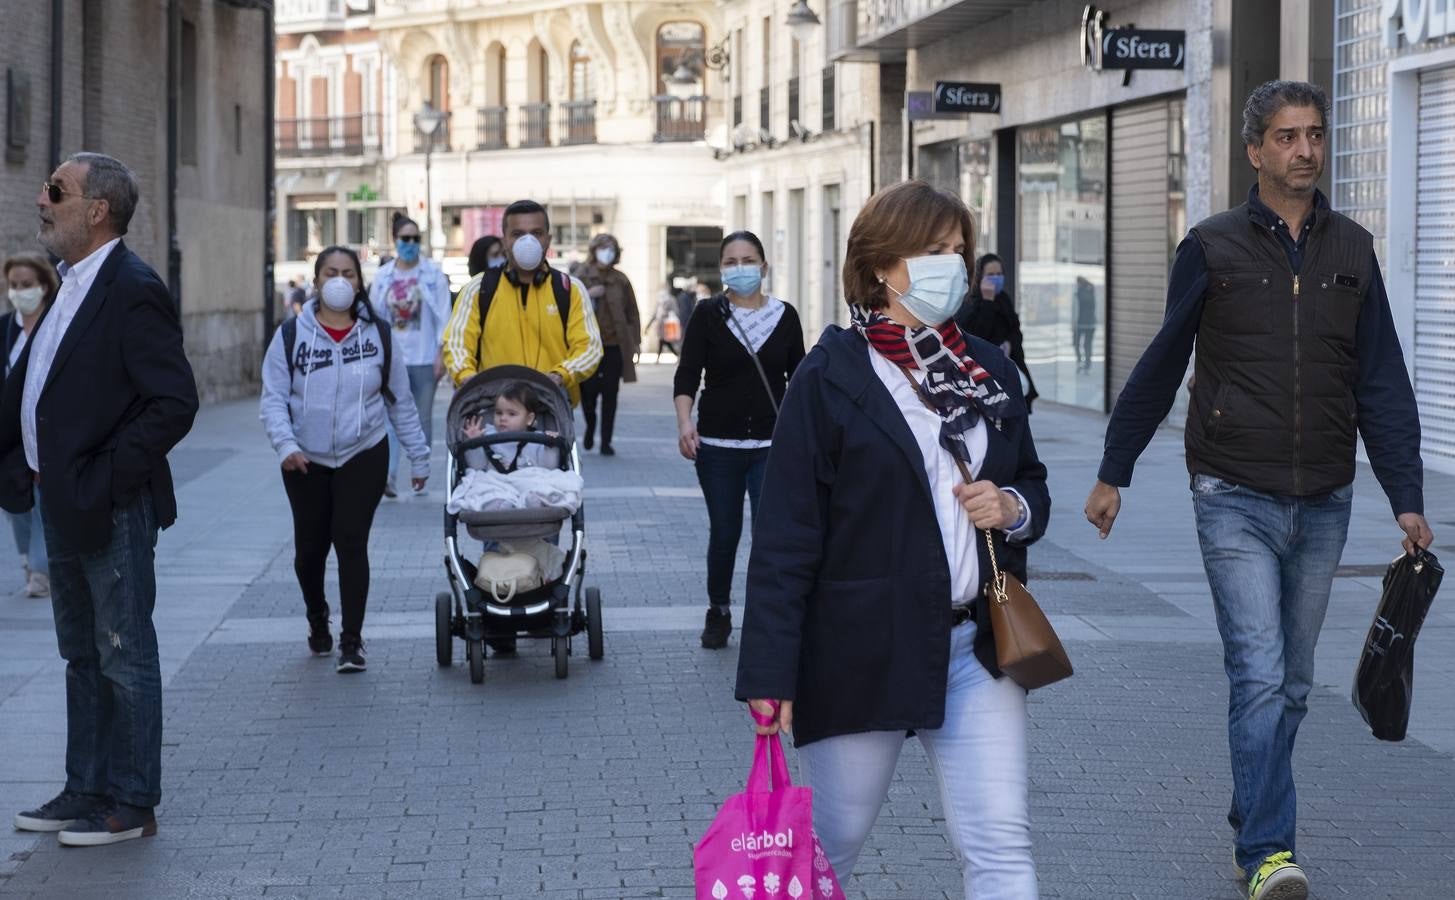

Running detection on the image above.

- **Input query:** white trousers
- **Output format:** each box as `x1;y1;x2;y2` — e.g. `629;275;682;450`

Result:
797;622;1036;899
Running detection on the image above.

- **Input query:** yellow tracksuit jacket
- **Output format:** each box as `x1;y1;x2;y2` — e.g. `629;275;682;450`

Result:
443;267;603;406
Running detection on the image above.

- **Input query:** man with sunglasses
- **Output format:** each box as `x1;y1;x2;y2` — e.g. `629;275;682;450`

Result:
3;153;198;846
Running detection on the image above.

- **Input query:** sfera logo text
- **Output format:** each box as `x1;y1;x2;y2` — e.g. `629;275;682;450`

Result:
731;829;795;853
1108;34;1175;59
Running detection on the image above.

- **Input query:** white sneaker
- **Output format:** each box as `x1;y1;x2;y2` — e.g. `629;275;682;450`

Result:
26;572;49;598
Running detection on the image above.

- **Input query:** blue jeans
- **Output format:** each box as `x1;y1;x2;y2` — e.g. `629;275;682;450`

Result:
388;363;438;481
799;622;1035;897
1191;474;1352;876
7;487;48;575
693;443;770;610
45;494;162;808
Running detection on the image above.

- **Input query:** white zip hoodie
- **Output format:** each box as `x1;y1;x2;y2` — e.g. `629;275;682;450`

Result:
259;301;430;479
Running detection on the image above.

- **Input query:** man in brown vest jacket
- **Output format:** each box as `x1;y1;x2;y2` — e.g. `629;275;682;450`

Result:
1084;81;1432;900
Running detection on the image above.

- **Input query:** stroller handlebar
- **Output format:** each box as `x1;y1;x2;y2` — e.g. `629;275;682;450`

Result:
456;431;570;454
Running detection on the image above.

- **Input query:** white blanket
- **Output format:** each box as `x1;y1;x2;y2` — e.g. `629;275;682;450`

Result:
447;467;584;515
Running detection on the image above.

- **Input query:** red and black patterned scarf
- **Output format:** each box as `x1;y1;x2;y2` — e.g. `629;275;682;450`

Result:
852;306;1011;464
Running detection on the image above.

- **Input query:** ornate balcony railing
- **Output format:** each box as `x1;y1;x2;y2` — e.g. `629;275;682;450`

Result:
520;103;551;148
560;100;597;145
653;96;708;142
276;114;382;156
476;106;507;150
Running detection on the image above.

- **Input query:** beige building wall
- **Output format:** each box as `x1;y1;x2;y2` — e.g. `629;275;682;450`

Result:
1;0;269;402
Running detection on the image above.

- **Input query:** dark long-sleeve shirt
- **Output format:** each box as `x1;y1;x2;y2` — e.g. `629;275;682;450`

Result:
1099;187;1424;516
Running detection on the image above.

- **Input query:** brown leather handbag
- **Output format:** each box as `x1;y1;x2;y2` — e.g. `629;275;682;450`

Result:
981;529;1073;689
895;365;1072;690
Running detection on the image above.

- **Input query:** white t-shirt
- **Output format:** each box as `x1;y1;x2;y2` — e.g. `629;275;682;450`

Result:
369;258;452;367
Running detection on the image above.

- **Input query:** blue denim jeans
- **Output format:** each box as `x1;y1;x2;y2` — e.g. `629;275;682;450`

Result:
387;363;438;480
693;443;770;610
44;494;162;808
798;622;1035;897
7;486;48;575
1191;474;1352;876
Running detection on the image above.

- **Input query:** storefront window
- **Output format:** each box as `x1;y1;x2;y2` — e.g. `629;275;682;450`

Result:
959;139;995;255
1017;114;1107;411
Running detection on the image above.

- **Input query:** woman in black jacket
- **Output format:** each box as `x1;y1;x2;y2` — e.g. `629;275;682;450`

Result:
674;230;805;650
954;252;1038;412
735;182;1049;896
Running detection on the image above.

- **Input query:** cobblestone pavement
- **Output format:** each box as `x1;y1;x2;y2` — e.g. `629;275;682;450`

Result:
2;360;1453;899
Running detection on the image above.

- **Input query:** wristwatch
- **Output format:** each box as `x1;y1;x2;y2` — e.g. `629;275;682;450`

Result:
1005;491;1028;532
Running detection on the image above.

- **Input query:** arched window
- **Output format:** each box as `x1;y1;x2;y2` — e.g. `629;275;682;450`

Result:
656;22;705;96
570;41;593;100
426;54;449;110
526;39;549;103
484;43;505;107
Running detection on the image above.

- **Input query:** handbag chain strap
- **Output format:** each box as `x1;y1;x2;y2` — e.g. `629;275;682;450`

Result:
897;365;1009;603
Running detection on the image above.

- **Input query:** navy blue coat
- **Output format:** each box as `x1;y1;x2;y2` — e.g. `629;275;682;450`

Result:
734;325;1050;747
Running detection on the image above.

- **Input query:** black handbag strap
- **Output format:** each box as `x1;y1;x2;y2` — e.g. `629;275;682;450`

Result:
721;297;780;417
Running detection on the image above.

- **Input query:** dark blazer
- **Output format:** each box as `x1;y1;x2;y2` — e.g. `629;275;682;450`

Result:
734;325;1050;747
0;241;199;553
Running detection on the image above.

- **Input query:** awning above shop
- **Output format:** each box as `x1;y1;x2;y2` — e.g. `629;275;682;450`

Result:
829;0;1038;62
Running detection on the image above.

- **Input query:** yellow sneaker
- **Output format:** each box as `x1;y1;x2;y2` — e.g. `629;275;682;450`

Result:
1247;851;1308;900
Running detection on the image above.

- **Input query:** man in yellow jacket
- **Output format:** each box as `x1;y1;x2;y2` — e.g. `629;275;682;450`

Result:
443;199;602;404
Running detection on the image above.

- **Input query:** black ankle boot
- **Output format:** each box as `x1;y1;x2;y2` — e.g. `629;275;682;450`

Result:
700;608;732;649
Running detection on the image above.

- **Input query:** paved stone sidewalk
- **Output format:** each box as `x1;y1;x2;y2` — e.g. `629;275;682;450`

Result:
1;361;1453;899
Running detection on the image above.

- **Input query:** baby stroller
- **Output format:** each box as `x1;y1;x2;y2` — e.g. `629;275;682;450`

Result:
435;365;603;684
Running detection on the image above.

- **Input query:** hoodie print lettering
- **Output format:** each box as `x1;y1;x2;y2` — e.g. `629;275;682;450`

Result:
294;335;380;375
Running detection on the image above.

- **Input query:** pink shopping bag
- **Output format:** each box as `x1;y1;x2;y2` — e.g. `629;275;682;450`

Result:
694;707;842;899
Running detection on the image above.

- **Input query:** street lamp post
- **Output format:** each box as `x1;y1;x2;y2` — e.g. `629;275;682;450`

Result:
786;0;822;44
413;102;446;254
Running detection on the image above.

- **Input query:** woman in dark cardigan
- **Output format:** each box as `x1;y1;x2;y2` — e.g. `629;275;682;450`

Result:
954;252;1038;412
735;182;1049;896
673;230;806;650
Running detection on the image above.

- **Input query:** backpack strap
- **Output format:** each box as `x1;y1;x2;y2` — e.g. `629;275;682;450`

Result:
282;317;298;381
284;311;395;405
552;269;572;336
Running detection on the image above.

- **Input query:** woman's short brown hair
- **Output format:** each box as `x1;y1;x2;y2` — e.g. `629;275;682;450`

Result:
2;253;60;303
842;180;976;310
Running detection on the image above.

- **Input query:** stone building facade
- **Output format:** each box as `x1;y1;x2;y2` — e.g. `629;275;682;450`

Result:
1;0;269;401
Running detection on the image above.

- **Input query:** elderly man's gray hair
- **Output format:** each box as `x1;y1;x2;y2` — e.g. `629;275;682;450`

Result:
1241;81;1331;147
68;152;140;236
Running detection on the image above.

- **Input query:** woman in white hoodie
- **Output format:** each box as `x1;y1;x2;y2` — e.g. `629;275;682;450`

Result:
260;246;430;673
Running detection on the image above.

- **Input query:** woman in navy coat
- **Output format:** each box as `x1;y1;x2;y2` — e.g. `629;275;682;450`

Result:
735;181;1050;897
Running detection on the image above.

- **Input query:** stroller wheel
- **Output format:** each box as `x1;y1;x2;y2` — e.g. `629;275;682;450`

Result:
553;636;569;680
468;638;485;684
586;587;604;661
435;592;453;668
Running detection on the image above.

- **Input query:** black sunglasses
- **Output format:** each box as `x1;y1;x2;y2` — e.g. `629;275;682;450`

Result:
41;181;89;204
396;234;421;243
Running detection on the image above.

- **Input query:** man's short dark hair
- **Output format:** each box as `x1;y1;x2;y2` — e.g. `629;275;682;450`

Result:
69;152;139;235
502;199;549;233
1241;80;1330;147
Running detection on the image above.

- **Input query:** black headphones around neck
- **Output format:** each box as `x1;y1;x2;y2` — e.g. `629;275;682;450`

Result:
504;266;552;288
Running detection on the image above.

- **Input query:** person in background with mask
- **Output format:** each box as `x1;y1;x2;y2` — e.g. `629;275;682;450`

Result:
467;235;505;279
369;214;450;498
443;199;602;403
575;233;640;455
261;245;430;674
736;181;1048;895
645;277;684;360
1;254;58;597
954;252;1038;413
673;230;805;649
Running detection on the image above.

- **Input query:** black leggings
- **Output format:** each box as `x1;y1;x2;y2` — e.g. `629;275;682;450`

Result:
580;345;624;446
282;439;388;641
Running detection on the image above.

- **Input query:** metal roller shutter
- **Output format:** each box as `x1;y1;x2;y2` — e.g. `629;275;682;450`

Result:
1415;66;1455;464
1109;101;1170;409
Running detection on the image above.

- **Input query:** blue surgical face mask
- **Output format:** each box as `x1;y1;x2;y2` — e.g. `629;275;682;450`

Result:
883;254;968;327
395;239;420;263
984;273;1005;295
721;264;763;297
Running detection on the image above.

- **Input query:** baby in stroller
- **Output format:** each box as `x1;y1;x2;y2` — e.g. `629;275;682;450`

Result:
460;381;558;475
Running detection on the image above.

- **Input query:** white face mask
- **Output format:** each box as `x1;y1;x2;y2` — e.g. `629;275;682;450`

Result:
594;247;616;266
512;234;545;271
8;286;45;316
320;276;357;312
882;254;968;327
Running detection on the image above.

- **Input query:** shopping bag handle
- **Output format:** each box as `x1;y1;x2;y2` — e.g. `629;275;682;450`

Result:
746;732;793;793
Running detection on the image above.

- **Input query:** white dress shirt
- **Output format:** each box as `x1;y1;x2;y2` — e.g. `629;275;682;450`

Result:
869;347;1033;607
22;238;120;471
